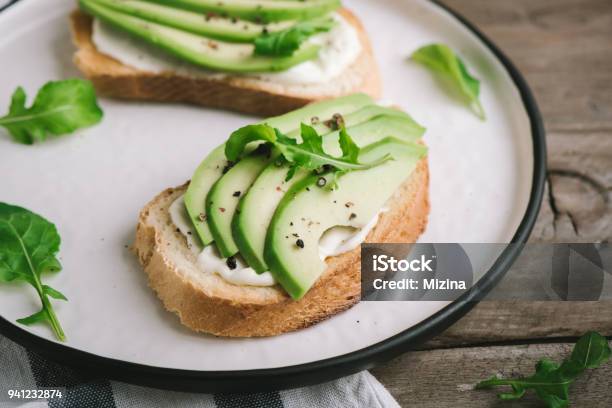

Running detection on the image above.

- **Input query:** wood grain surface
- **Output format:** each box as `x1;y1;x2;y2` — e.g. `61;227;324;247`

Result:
374;0;612;406
372;341;612;407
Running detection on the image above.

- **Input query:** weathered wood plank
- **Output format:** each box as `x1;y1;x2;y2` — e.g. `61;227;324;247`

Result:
443;0;612;131
373;341;612;407
419;301;612;350
537;130;612;243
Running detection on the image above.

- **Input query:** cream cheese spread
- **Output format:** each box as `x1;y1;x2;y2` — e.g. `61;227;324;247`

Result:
197;245;276;287
169;195;276;287
169;195;384;287
91;13;362;85
318;207;389;260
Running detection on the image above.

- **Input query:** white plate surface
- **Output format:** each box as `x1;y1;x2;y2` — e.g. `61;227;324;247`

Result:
0;0;533;371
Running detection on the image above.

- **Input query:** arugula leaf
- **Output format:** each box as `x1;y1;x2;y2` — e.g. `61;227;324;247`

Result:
225;124;277;161
0;79;103;144
476;331;611;407
318;127;359;189
225;123;393;186
411;43;485;120
0;203;67;341
569;331;612;369
338;127;359;163
254;18;335;57
277;124;391;175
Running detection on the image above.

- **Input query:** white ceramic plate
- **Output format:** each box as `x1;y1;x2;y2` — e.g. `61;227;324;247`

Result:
0;0;544;390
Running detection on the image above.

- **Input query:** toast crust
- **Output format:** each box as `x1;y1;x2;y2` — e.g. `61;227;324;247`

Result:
69;9;381;116
132;159;429;337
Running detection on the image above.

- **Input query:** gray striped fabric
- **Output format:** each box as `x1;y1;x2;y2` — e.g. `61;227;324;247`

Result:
0;335;399;408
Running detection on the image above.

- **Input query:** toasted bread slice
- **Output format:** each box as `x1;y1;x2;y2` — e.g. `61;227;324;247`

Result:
69;9;381;117
132;159;429;337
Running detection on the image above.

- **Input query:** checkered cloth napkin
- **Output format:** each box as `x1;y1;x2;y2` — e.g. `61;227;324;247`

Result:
1;334;399;408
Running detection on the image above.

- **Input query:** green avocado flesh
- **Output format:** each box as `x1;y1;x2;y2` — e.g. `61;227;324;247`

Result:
89;0;295;42
204;96;378;257
206;152;275;257
285;105;424;138
148;0;341;23
80;0;321;72
184;93;374;246
234;112;425;273
210;106;409;260
265;142;427;299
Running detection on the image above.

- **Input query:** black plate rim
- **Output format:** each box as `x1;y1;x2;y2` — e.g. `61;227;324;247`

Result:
0;0;547;393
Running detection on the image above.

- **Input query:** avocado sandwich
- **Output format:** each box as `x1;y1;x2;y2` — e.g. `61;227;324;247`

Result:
133;94;429;337
69;0;380;116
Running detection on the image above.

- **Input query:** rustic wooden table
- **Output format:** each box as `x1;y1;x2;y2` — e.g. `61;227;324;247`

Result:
373;0;612;406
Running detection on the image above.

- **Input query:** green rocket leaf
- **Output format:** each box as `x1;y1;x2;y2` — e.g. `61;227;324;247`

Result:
225;122;393;185
476;332;611;407
411;43;485;120
0;203;67;341
254;17;335;57
0;79;103;144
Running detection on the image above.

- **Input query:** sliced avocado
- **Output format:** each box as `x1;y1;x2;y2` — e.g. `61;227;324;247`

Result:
184;93;374;246
205;98;384;258
206;148;275;257
183;144;226;245
285;105;424;138
260;93;374;133
89;0;294;42
265;142;428;299
148;0;341;23
80;0;320;72
234;114;425;273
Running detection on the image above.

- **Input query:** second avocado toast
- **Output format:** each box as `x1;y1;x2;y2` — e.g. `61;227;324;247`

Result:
69;0;380;116
133;94;429;337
